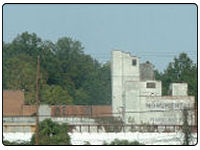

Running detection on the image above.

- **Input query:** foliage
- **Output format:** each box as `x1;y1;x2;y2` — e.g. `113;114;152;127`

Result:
103;139;144;145
3;32;112;105
3;140;31;145
4;32;196;106
182;108;192;145
40;84;73;105
155;53;197;103
3;54;37;104
30;119;71;145
83;141;91;145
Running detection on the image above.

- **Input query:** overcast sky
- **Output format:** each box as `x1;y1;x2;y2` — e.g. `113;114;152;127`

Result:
3;4;197;72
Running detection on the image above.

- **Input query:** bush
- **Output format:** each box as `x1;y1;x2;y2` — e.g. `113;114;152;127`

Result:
3;140;31;145
103;139;144;145
31;119;71;145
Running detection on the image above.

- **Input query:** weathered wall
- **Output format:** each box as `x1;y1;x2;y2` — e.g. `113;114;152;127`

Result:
3;117;36;132
125;81;162;96
3;117;97;132
112;50;140;116
126;96;195;125
50;105;112;117
140;62;155;81
39;105;51;121
22;105;36;116
111;50;195;126
51;105;92;117
170;83;188;96
91;106;112;117
3;90;24;116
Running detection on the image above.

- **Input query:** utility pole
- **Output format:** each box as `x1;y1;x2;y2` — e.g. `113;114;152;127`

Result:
35;56;40;145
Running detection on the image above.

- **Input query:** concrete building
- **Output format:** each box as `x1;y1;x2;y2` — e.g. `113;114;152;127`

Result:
111;50;195;125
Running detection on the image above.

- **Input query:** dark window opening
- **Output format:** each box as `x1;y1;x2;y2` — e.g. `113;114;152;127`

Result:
132;59;137;66
146;82;156;88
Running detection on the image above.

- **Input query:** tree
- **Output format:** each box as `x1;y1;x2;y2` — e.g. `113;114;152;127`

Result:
3;53;49;104
3;32;112;105
155;53;197;103
40;85;73;105
182;108;192;145
74;88;91;105
31;119;71;145
11;32;43;58
3;54;37;104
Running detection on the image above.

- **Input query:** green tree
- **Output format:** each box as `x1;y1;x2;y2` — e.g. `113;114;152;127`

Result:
182;108;192;145
3;53;49;104
4;54;36;90
11;32;43;58
74;88;90;105
40;85;73;105
3;54;37;104
3;32;112;105
155;53;197;103
31;119;71;145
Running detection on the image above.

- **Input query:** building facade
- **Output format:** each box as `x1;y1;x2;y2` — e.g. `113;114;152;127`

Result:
111;50;195;125
3;90;112;133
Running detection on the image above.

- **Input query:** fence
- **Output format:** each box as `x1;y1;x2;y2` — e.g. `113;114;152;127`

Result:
68;124;197;133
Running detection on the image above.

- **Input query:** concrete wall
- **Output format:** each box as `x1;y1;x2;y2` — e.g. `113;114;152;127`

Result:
125;96;195;125
51;117;96;125
39;105;51;121
112;50;140;116
170;83;188;96
3;117;97;132
125;81;162;96
140;62;155;81
3;117;36;133
111;50;195;126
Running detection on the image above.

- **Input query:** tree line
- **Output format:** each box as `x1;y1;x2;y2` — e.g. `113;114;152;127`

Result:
3;32;197;105
3;32;111;105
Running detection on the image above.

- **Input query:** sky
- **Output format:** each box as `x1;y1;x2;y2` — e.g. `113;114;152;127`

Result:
3;4;197;72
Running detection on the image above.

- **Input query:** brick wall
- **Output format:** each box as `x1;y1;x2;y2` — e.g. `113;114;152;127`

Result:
91;106;112;117
3;90;24;116
22;105;36;116
51;105;112;117
3;90;112;118
51;105;91;117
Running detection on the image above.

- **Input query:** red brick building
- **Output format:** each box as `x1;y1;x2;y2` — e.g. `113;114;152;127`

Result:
3;90;112;117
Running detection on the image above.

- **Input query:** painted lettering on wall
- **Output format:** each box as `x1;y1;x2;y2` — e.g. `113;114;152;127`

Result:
149;117;183;124
145;102;192;110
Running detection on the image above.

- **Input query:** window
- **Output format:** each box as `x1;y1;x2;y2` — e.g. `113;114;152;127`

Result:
132;59;137;66
146;82;156;88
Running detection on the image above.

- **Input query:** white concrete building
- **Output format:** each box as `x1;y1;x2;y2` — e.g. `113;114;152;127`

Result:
111;50;195;125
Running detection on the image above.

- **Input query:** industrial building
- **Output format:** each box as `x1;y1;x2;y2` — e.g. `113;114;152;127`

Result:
3;50;196;133
111;50;195;125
